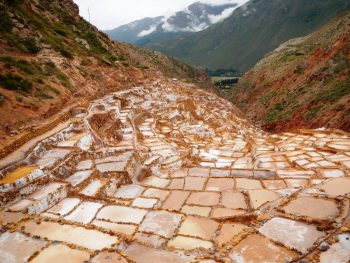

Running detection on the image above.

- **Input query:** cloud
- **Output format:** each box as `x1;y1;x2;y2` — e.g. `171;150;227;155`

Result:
138;25;158;37
208;7;237;24
73;0;248;30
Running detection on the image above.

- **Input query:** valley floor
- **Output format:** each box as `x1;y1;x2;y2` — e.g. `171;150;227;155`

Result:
0;80;349;262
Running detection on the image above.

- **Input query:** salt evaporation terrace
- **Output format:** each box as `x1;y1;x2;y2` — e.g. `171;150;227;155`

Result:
0;80;350;263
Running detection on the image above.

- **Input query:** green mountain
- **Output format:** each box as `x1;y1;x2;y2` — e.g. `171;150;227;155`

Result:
228;11;350;132
145;0;350;73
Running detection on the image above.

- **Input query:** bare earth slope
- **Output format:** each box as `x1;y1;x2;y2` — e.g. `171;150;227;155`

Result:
230;12;350;132
0;0;208;158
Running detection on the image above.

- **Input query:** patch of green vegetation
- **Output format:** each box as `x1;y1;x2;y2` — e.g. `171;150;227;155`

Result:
36;2;53;13
0;7;40;53
44;61;56;72
76;21;115;64
265;96;299;124
333;58;350;74
0;73;32;93
0;9;12;33
259;91;277;107
34;88;53;100
295;86;306;94
57;47;74;59
118;55;126;61
43;62;72;89
278;50;304;64
3;33;27;52
81;58;92;66
206;68;241;77
294;65;304;74
53;26;69;37
304;105;323;120
56;71;71;89
0;57;35;74
211;76;232;84
317;79;350;102
18;10;75;58
22;38;41;54
49;86;60;95
3;32;41;53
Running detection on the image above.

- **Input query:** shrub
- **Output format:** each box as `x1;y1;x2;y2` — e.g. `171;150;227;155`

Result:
45;61;56;71
56;71;71;89
54;28;68;37
304;105;323;120
294;65;304;74
49;86;60;95
58;47;74;59
0;9;12;33
23;38;41;54
0;73;32;93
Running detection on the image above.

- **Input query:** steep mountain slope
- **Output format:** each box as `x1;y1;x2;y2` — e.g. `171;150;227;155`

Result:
147;0;350;72
105;1;239;45
229;11;350;132
0;0;208;158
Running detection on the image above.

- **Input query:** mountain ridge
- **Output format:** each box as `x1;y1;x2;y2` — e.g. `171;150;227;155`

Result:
105;1;240;45
145;0;350;72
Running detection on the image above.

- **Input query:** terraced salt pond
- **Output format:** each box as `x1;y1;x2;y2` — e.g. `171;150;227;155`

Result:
0;80;349;262
0;165;38;184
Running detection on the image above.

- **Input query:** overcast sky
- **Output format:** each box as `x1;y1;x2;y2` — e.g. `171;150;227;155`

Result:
73;0;248;30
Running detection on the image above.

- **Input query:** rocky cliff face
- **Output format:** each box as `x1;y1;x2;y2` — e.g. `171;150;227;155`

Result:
0;0;208;154
230;11;350;132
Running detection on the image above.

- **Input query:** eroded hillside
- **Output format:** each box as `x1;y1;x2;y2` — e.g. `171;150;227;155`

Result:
230;12;350;132
0;0;208;159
